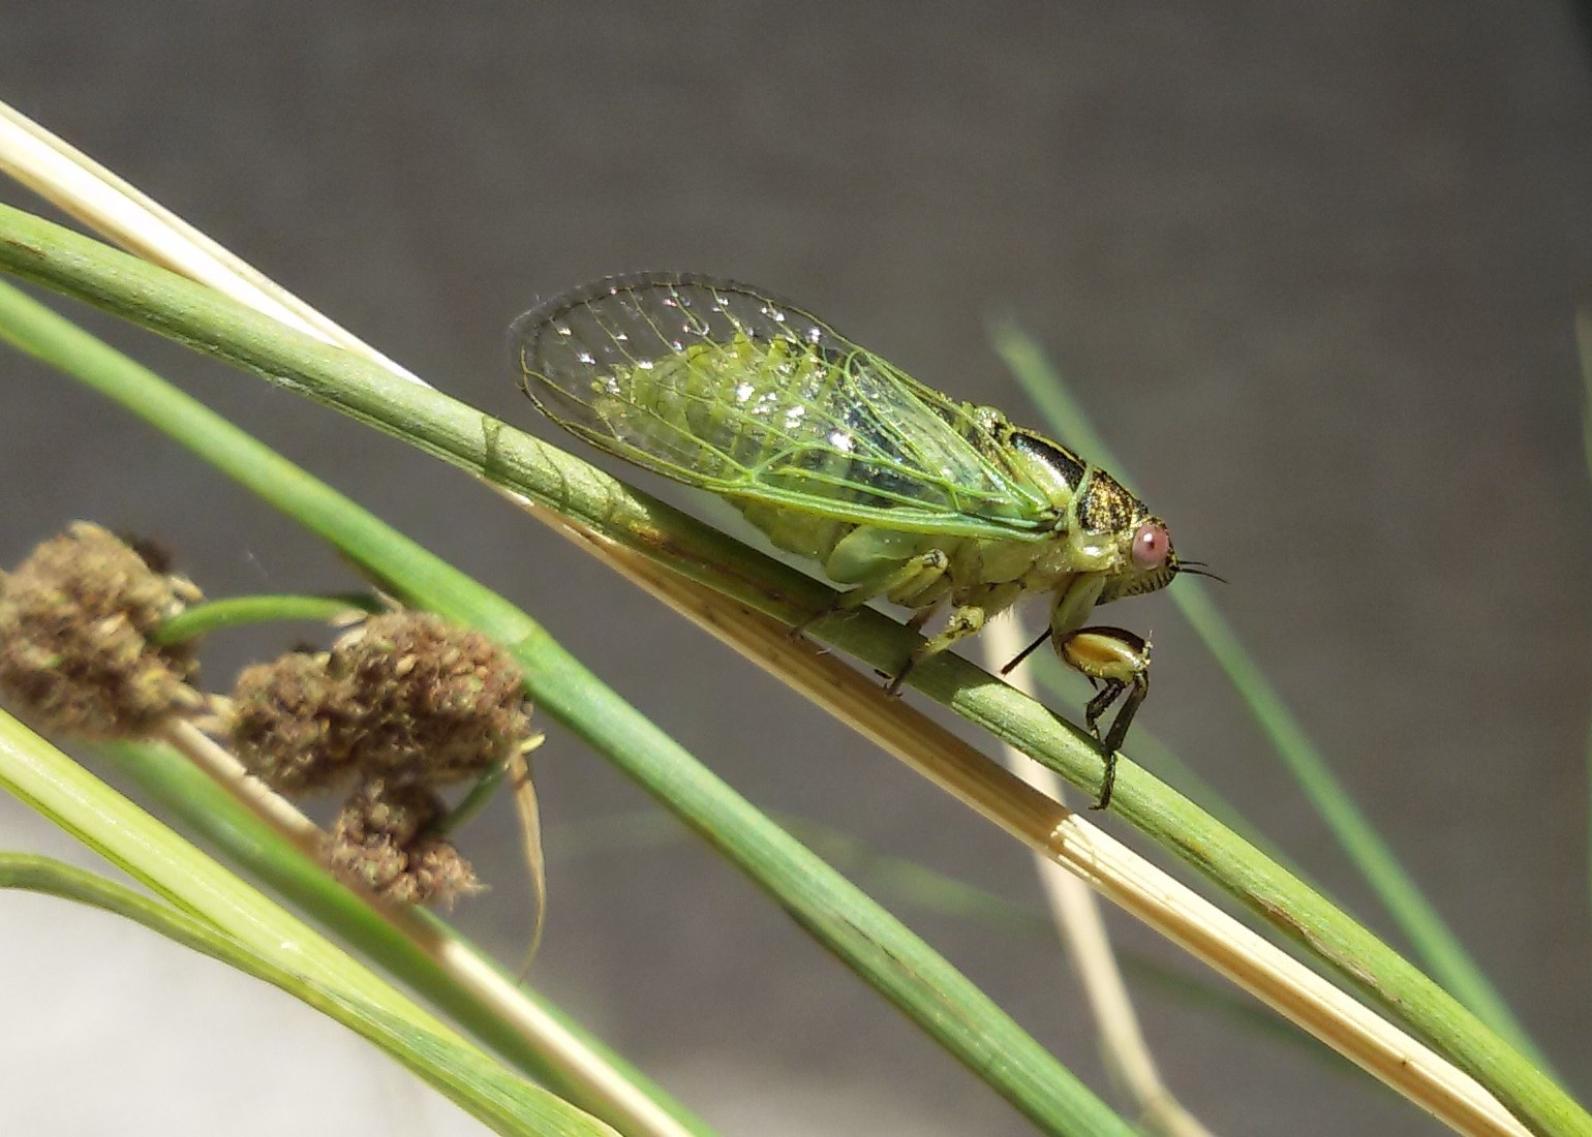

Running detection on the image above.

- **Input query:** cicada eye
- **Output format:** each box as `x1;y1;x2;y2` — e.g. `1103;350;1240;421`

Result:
1131;521;1171;571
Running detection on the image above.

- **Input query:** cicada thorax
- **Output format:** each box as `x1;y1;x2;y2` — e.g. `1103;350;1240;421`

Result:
991;423;1152;576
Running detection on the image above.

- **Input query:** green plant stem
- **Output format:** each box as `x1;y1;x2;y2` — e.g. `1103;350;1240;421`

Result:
151;592;382;645
1028;651;1296;875
0;272;1132;1137
990;317;1553;1074
0;718;616;1137
1;854;609;1137
437;758;513;837
0;206;1582;1137
760;811;1362;1079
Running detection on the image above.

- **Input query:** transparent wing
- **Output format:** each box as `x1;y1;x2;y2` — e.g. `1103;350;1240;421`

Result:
510;272;1056;540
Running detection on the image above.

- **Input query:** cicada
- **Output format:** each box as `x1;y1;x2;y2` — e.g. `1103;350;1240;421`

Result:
511;273;1197;807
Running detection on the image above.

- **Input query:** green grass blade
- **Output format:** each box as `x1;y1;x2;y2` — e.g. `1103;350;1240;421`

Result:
1028;651;1297;875
0;205;1583;1137
0;718;617;1137
988;318;1550;1073
769;815;1363;1081
537;804;1360;1079
96;736;705;1137
0;274;1133;1137
151;592;382;645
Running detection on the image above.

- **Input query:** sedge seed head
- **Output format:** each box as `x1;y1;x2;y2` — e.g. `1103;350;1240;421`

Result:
323;777;482;906
0;523;200;738
228;651;360;795
328;612;530;784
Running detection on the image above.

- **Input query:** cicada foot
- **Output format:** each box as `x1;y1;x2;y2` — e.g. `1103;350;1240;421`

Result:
1058;626;1152;810
880;613;934;695
883;657;915;697
883;601;989;696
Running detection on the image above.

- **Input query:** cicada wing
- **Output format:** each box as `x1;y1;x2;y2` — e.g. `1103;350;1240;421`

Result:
512;273;1054;539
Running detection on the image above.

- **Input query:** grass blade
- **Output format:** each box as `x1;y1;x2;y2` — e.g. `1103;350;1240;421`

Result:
982;619;1214;1137
107;728;708;1137
0;718;617;1137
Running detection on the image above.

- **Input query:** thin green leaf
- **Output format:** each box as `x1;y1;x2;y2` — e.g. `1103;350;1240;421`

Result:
540;799;1342;1071
0;716;615;1137
97;735;696;1137
747;813;1363;1081
0;853;615;1137
151;592;383;645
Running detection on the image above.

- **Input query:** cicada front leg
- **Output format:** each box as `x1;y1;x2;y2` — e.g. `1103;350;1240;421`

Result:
1057;626;1151;810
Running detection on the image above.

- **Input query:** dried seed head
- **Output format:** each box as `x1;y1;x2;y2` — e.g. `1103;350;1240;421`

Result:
226;610;531;800
328;612;530;784
0;523;200;738
229;651;359;794
323;777;481;906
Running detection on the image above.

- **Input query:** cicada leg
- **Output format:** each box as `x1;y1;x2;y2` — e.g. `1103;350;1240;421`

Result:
886;601;987;695
886;580;1026;694
1057;626;1152;810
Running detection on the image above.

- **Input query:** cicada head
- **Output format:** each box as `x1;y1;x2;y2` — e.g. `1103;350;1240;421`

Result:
1101;514;1179;601
1075;469;1180;603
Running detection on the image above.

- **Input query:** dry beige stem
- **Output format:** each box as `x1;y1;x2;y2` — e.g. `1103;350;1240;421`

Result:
982;619;1212;1137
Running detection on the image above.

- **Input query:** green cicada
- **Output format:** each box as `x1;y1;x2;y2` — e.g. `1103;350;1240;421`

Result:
512;273;1198;807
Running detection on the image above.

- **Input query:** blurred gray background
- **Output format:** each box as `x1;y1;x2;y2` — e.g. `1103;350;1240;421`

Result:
2;4;1590;1135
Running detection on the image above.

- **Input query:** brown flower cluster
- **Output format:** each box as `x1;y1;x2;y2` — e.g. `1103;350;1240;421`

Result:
230;612;531;795
323;778;483;905
0;523;200;738
0;526;530;908
229;611;530;905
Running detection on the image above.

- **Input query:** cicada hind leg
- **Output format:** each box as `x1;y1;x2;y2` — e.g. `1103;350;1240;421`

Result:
789;548;953;641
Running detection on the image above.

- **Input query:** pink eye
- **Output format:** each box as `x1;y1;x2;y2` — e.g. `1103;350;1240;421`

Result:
1131;522;1171;571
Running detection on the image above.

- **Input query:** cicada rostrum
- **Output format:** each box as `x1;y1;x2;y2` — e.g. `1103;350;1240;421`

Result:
511;273;1201;807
